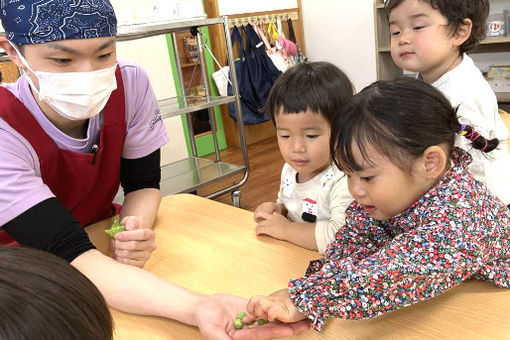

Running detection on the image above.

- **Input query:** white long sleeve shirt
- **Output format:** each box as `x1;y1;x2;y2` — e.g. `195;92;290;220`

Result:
276;163;353;253
431;54;510;204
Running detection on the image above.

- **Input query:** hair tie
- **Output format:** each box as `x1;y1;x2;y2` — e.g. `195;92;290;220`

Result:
468;130;480;142
457;124;466;134
481;139;489;152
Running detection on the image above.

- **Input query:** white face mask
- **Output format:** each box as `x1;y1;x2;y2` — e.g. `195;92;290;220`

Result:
10;42;117;121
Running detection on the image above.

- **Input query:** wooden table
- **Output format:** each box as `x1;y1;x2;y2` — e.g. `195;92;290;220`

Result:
86;194;510;340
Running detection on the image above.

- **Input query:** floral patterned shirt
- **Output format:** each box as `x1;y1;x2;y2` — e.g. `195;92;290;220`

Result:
288;149;510;332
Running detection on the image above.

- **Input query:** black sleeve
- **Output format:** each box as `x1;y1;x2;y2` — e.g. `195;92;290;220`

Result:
120;149;161;195
2;198;95;262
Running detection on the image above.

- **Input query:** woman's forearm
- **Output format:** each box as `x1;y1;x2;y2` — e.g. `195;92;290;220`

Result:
71;249;203;325
120;188;161;228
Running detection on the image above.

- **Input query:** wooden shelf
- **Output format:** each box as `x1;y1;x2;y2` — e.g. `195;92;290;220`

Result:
480;36;510;45
181;62;199;68
496;92;510;103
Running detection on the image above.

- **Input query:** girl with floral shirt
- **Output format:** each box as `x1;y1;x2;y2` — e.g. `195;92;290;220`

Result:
244;77;510;332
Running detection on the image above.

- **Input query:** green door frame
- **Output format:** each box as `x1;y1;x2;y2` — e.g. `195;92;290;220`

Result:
165;27;227;157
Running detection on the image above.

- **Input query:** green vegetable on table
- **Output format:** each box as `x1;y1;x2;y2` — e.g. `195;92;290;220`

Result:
104;217;126;239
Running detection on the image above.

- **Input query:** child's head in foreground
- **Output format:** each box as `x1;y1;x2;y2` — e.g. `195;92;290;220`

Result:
0;246;112;340
386;0;489;82
265;62;354;182
330;77;498;220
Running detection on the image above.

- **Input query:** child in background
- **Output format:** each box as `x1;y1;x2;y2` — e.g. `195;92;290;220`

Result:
253;62;354;253
387;0;510;206
0;246;112;339
245;78;510;332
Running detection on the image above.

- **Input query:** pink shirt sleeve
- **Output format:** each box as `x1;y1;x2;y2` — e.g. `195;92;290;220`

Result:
0;60;170;225
0;122;54;225
119;60;169;159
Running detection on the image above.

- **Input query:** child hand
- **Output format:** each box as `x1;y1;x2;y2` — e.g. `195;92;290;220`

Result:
111;216;156;268
255;211;291;241
193;293;310;339
245;289;307;324
254;202;277;222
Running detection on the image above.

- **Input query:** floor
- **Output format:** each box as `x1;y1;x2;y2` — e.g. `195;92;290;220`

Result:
196;112;510;212
198;136;284;212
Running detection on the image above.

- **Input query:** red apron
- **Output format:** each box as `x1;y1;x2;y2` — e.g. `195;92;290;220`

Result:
0;66;126;245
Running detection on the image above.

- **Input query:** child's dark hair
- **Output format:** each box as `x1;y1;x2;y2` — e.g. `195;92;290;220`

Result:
385;0;489;54
264;61;354;125
0;246;113;340
330;77;499;174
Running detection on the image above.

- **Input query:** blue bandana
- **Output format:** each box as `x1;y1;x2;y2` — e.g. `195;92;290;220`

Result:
0;0;117;45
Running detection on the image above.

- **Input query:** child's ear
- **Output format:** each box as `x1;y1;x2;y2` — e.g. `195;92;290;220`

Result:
419;145;448;180
453;18;473;47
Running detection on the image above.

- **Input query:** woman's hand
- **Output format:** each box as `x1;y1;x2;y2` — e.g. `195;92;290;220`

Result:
111;215;156;267
193;293;310;340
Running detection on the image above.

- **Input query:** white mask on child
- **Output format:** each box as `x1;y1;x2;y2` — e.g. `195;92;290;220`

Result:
10;42;117;121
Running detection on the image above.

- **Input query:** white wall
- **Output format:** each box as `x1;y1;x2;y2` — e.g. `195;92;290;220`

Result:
301;0;377;92
218;0;298;15
116;36;189;166
111;0;205;165
111;0;205;24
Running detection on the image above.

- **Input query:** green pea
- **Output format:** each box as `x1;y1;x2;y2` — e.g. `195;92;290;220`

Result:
234;318;244;329
105;218;126;240
257;318;268;326
236;311;247;319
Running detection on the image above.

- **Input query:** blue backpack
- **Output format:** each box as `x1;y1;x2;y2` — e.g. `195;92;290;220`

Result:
227;25;281;125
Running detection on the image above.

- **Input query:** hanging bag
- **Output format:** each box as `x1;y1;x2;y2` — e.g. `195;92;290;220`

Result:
287;18;307;64
267;21;279;42
243;23;282;111
227;26;270;125
254;23;290;72
287;18;297;43
276;17;297;58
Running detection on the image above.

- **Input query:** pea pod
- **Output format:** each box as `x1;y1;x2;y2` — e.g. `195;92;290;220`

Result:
105;217;126;239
